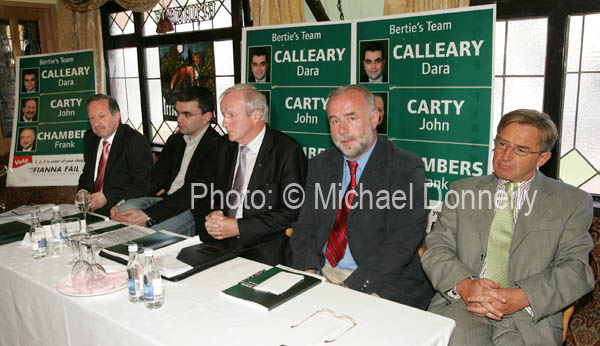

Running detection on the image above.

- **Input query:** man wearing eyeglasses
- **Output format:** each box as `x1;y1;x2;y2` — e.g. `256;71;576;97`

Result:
422;109;594;346
360;41;388;83
111;87;221;236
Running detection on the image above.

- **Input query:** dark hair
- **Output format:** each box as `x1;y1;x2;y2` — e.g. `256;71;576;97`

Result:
497;109;558;152
23;69;36;77
86;94;120;115
251;47;269;63
175;86;215;114
364;41;384;55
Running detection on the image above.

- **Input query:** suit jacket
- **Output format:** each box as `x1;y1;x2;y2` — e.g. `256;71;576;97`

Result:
290;138;432;309
195;126;307;266
144;126;221;223
78;123;153;216
359;72;388;83
248;73;270;83
421;171;594;345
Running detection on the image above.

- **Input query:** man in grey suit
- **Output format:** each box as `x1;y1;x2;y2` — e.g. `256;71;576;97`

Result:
291;85;432;309
422;109;595;345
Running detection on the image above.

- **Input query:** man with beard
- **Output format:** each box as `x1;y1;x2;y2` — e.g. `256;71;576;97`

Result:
78;94;153;216
21;99;38;122
290;85;432;309
18;128;36;151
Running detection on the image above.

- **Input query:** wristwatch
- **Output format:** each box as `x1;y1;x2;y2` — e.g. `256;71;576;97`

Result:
145;216;156;227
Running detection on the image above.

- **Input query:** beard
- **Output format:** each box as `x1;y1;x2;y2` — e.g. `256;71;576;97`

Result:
333;130;375;160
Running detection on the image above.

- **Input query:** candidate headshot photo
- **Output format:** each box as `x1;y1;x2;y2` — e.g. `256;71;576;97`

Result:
374;92;388;135
359;40;389;83
247;46;271;84
17;127;37;152
21;68;39;93
20;98;39;122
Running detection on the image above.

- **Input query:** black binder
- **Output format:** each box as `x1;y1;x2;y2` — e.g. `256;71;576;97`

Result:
169;243;238;282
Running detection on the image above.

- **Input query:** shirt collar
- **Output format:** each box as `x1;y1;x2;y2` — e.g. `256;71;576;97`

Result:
344;137;377;169
183;125;208;145
243;125;266;154
103;130;116;145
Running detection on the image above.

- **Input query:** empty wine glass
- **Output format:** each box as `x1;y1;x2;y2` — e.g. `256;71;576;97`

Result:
74;189;92;232
69;233;90;281
64;218;82;265
84;235;108;292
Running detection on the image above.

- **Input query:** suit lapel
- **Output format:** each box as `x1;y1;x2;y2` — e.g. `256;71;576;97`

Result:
510;171;552;255
246;127;273;191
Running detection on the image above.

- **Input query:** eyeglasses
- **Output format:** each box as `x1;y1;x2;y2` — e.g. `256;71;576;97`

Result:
290;308;357;343
493;138;542;157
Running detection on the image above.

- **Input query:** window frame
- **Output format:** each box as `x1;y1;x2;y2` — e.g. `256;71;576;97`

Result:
472;0;600;190
99;0;250;149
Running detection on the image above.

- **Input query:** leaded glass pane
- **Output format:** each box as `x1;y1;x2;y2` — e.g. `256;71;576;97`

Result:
215;76;234;126
143;0;231;37
503;77;544;113
214;40;234;76
575;73;600;169
125;78;142;129
108;49;125;78
566;16;583;73
0;21;15;138
124;48;139;78
109;11;134;36
505;18;547;75
492;77;504;130
581;13;600;71
145;47;161;78
495;21;506;75
561;74;578;156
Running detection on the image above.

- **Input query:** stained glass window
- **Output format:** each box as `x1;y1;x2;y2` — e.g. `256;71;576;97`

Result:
0;21;15;138
559;13;600;194
107;48;143;132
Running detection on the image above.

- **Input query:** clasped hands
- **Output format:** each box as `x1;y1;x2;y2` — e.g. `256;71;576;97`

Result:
204;210;239;240
456;278;529;321
110;205;147;225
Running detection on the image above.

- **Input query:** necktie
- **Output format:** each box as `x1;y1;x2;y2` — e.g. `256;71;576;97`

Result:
485;182;518;287
226;145;248;218
326;160;358;267
93;140;110;193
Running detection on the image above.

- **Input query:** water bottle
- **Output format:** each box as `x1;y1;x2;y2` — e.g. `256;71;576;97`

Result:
143;248;163;309
50;206;67;249
126;243;144;303
30;209;48;259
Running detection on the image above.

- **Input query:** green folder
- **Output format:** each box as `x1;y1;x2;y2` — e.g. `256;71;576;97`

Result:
0;220;30;245
41;213;105;226
222;267;322;311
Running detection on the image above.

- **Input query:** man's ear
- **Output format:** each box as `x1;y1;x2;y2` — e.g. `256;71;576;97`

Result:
536;151;552;168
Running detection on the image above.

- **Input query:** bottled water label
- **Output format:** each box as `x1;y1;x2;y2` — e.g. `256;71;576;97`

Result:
31;241;39;251
144;284;154;302
128;279;136;296
38;239;47;250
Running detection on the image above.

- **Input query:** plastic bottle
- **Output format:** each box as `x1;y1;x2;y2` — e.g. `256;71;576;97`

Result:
143;248;163;309
50;206;67;250
30;209;48;259
126;243;144;303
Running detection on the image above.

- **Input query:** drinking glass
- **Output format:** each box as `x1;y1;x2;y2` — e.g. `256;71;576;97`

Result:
69;233;90;280
64;218;82;265
74;189;92;231
84;235;108;292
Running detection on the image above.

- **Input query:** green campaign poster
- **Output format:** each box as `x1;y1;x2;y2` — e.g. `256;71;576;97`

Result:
241;6;495;201
243;21;352;159
8;50;96;187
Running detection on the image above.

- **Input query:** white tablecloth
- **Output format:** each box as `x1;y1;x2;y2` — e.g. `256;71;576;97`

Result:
0;240;454;346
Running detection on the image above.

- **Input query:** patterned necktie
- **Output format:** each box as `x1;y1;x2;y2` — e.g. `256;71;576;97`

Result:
485;182;518;287
93;140;110;193
226;145;248;218
326;160;358;267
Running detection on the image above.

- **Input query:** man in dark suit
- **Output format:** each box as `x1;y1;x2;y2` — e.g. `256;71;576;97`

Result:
247;47;270;84
421;109;594;345
198;84;307;266
360;41;388;83
290;85;432;309
78;94;153;216
111;87;220;236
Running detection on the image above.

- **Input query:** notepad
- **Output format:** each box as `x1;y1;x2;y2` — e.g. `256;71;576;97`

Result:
253;271;304;295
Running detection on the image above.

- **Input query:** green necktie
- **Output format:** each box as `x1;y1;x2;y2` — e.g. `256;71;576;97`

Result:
485;182;518;288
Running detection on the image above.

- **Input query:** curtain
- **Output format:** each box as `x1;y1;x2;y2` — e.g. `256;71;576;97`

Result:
384;0;469;15
249;0;305;26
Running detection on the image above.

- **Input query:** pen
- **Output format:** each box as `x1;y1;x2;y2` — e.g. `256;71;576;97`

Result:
239;269;267;287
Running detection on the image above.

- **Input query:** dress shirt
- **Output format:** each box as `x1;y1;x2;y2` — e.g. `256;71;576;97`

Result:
167;126;207;195
231;126;266;218
369;75;384;83
93;132;115;182
322;138;378;270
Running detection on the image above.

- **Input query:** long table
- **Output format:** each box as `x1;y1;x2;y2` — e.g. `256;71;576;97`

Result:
0;234;455;346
